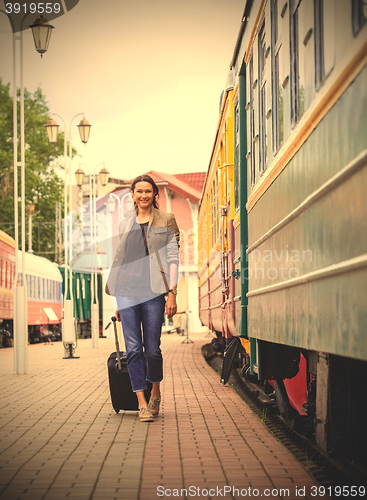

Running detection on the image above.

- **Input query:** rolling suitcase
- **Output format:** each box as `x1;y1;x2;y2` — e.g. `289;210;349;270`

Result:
107;316;152;413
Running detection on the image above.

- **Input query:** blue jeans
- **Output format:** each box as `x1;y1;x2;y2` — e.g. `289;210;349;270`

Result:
116;295;165;392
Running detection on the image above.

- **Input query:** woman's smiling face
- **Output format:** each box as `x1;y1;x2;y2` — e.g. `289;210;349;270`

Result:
132;181;154;211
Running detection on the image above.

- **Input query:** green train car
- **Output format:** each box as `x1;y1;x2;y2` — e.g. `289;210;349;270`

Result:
59;267;103;337
199;0;367;462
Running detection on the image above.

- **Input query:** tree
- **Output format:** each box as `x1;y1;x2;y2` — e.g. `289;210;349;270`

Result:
0;79;76;263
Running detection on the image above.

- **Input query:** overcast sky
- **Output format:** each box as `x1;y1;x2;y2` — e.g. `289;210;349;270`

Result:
0;0;244;182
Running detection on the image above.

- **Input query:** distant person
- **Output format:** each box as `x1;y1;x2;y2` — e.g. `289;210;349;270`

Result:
106;174;180;422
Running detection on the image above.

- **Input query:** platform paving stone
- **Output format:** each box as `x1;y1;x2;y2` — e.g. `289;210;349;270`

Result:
0;331;322;500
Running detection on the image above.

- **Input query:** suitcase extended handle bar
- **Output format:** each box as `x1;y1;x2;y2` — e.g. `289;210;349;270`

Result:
111;316;122;371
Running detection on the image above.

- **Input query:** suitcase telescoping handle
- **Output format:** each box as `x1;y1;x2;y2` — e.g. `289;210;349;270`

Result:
111;316;122;371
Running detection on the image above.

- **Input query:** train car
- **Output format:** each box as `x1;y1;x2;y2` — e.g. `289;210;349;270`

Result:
58;267;103;338
198;72;242;346
19;252;63;343
0;230;16;344
199;0;367;462
0;230;62;343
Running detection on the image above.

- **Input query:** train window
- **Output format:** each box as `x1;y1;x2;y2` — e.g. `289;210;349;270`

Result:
234;103;240;211
272;0;284;152
211;188;214;248
314;0;324;86
11;264;13;288
249;56;256;185
216;172;219;239
323;0;335;77
259;21;268;174
352;0;367;34
213;180;217;244
315;0;335;88
0;259;3;287
290;0;306;124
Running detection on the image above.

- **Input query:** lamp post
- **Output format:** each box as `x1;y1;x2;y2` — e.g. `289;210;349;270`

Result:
29;15;54;58
27;204;35;253
44;114;91;357
0;9;54;374
75;163;109;347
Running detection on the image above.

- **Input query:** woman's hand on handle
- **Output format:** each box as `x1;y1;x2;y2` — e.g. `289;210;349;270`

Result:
115;310;121;322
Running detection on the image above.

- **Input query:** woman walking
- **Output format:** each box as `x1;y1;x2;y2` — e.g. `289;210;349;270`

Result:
106;174;180;422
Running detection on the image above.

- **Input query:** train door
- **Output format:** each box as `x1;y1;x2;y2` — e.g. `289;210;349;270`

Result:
218;148;228;337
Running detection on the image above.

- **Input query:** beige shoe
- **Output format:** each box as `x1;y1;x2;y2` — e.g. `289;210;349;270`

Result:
139;405;154;422
148;396;161;417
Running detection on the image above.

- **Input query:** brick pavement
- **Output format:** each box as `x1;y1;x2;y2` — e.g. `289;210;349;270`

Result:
0;332;320;500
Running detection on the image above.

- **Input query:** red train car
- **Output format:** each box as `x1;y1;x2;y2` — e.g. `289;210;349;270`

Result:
0;230;16;332
0;230;62;344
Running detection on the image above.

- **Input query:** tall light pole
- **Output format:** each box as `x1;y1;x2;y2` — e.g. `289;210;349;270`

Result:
27;204;35;253
0;9;54;374
44;114;91;357
75;163;109;348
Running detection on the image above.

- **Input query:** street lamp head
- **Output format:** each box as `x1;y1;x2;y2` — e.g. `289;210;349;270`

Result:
78;118;92;144
44;119;59;144
75;167;85;187
107;195;116;214
29;16;54;58
99;165;110;187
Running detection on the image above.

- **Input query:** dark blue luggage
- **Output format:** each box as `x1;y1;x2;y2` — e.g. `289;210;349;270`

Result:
107;317;151;413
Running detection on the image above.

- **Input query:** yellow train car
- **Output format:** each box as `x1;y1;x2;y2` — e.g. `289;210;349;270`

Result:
198;72;240;345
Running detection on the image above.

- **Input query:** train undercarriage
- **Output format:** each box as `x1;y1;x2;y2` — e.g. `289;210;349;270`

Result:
212;332;367;465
